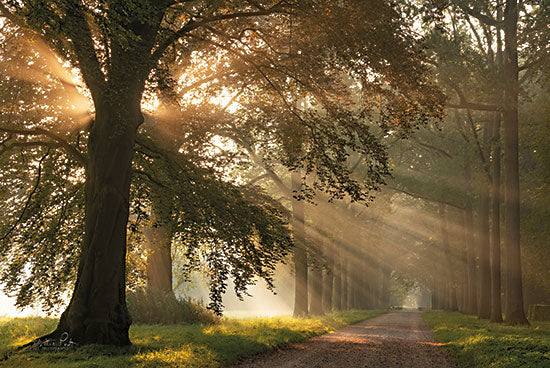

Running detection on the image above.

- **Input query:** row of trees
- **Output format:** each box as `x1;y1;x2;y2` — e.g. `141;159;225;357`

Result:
389;0;549;325
1;0;546;348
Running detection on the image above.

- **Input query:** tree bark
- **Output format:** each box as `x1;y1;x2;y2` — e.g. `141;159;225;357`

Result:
347;262;354;309
502;0;528;325
50;99;142;345
381;267;391;308
477;154;492;319
464;164;478;315
144;198;173;293
341;258;348;310
356;256;368;309
322;244;334;312
440;204;458;311
333;249;342;311
490;115;504;322
292;171;308;316
309;264;324;315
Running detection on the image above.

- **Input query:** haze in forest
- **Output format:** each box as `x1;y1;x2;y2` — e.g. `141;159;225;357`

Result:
0;1;548;354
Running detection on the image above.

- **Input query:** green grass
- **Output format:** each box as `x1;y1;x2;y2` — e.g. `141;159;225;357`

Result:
423;310;550;368
0;309;385;367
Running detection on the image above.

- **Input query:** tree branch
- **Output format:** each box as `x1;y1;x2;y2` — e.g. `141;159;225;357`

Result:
465;109;491;179
411;137;452;158
0;150;50;242
134;169;169;189
246;173;269;186
62;3;106;102
239;140;292;197
152;3;288;61
452;0;500;26
0;126;87;165
444;79;502;112
0;140;60;156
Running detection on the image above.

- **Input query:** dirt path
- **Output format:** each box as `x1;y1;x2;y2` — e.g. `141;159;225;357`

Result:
227;310;456;368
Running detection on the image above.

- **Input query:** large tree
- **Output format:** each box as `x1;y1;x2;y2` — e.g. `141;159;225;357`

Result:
0;0;444;345
0;0;297;345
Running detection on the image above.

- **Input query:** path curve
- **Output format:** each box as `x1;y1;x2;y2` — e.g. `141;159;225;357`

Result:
227;310;456;368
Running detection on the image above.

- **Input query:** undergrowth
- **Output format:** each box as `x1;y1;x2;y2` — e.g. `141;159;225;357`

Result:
127;289;219;325
0;309;385;367
423;310;550;368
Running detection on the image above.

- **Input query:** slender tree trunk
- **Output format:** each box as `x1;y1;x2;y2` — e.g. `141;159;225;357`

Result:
461;266;468;312
381;267;391;308
51;100;142;345
322;269;333;313
431;282;440;309
465;164;478;315
346;260;356;309
356;256;367;309
341;258;348;310
490;5;504;324
502;0;528;325
322;243;334;312
309;264;324;315
490;115;504;322
478;157;492;319
440;204;458;311
333;251;342;311
292;171;308;316
372;262;382;308
459;209;469;313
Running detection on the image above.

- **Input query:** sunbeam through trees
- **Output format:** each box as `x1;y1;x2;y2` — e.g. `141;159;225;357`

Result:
0;1;549;367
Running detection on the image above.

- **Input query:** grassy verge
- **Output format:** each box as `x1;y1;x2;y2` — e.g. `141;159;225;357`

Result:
423;310;550;368
1;309;385;367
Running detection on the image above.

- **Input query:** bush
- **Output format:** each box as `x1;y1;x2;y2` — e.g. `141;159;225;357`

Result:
127;288;219;325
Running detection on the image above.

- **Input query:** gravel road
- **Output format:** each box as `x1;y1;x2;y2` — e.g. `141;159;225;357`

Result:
227;310;457;368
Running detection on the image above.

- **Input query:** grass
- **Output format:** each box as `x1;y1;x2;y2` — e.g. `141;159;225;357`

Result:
0;309;385;367
423;310;550;368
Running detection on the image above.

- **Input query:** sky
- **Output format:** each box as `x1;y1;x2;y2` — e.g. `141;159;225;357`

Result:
0;292;48;318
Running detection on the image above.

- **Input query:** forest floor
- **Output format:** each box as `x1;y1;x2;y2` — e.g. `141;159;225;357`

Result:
424;310;550;368
228;310;456;368
0;310;385;367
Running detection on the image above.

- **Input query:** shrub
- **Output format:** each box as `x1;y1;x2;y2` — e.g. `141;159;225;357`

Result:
127;288;219;325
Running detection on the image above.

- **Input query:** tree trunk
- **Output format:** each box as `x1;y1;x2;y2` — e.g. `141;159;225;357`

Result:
490;115;504;323
346;260;356;309
431;282;440;309
322;245;334;313
333;250;342;311
341;258;348;310
464;164;478;315
50;101;142;345
381;267;391;308
144;198;173;293
478;163;492;319
459;211;469;313
502;0;528;325
309;264;324;315
292;171;308;317
355;256;367;309
440;204;458;311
